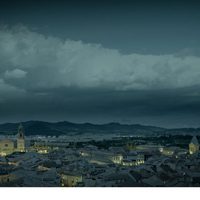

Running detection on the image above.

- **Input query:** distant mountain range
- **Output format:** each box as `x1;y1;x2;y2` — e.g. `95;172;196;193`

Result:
0;121;199;136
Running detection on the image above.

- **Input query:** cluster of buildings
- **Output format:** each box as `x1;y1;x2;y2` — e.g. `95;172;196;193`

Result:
0;124;200;187
0;124;25;156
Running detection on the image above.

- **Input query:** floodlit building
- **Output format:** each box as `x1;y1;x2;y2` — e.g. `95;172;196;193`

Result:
160;147;176;156
60;172;83;187
80;149;123;165
189;136;199;155
122;154;145;167
0;124;26;156
0;139;14;156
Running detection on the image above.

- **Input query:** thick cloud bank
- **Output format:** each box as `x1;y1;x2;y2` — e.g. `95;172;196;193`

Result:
1;25;200;127
0;25;200;96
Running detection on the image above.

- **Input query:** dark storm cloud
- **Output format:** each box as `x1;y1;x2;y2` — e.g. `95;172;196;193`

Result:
1;85;200;127
0;0;200;54
0;26;200;127
0;1;200;127
1;25;200;92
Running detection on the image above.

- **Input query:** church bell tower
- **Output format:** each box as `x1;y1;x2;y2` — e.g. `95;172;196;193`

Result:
17;123;25;152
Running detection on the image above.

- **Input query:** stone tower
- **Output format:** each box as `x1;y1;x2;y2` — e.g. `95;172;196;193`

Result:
189;136;199;155
17;123;25;152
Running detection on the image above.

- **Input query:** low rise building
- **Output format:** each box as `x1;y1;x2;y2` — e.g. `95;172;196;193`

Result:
60;172;83;187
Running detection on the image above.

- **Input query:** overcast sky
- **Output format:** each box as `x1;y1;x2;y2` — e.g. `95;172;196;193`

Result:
0;0;200;128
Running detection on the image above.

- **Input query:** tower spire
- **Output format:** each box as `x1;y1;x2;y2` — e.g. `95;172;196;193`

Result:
17;123;25;152
18;123;24;139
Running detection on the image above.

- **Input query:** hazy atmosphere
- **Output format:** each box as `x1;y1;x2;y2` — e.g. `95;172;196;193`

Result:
0;0;200;127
